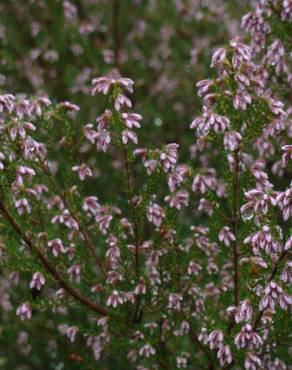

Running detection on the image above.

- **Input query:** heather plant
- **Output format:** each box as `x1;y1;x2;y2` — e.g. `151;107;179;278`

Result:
0;2;254;368
0;1;291;370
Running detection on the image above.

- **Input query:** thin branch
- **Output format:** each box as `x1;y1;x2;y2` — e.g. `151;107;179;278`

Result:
123;148;140;278
227;150;241;336
123;148;142;322
231;150;240;307
157;318;170;369
0;197;108;316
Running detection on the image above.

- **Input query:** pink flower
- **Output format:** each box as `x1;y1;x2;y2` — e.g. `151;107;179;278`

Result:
285;236;292;251
239;256;268;269
133;148;147;160
134;278;147;295
196;79;214;97
219;226;236;247
51;209;79;230
144;159;158;175
224;131;242;151
91;77;114;95
14;198;31;215
233;91;251;110
106;290;124;308
211;48;227;68
0;152;5;170
17;166;36;178
160;143;179;172
121;129;138;144
95;213;113;234
146;203;165;227
235;72;250;89
278;291;292;310
244;352;262;370
281;145;292;167
276;187;292;221
198;198;213;216
208;330;224;350
83;196;100;215
95;129;111;152
165;190;189;210
241;189;277;220
259;281;283;311
192;170;216;194
198;327;209;345
139;343;155;358
16;303;32;320
176;355;188;368
83;124;97;143
66;326;78;342
282;0;292;21
47;239;65;257
267;98;285;116
190;106;230;135
121;113;142;128
217;345;232;367
235;300;253;323
250;160;270;188
30;96;51;116
280;261;292;283
241;10;269;49
106;245;120;261
57;101;80;115
266;35;283;59
114;94;132;111
107;271;122;286
67;264;81;283
9;119;36;141
168;293;183;311
96;109;113;130
230;38;252;67
187;261;202;276
13;98;31;118
0;93;15;113
22;137;46;160
116;77;134;93
167;165;189;192
234;324;263;349
264;119;285;138
264;358;287;370
244;226;282;256
29;272;45;290
72;163;93;181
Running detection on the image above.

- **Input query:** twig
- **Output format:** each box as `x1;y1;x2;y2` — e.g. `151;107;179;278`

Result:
0;197;108;316
123;148;142;322
157;318;170;369
231;150;240;306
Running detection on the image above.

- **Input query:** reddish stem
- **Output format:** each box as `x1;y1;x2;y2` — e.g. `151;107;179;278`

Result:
0;198;108;316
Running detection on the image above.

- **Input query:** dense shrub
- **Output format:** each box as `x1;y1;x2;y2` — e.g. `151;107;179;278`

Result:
0;1;291;369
